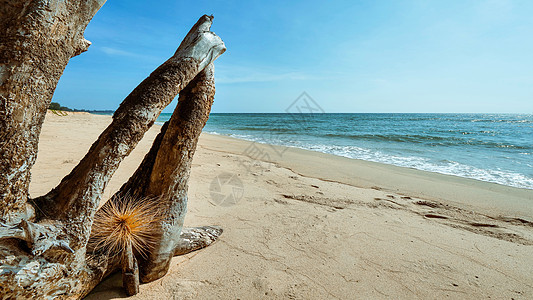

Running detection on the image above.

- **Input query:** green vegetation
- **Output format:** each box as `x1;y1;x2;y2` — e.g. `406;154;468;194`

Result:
49;102;73;111
48;102;114;114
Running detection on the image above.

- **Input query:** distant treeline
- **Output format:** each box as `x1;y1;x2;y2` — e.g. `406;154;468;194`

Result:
48;102;114;114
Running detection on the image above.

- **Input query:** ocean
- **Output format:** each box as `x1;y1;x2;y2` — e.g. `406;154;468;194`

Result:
155;113;533;190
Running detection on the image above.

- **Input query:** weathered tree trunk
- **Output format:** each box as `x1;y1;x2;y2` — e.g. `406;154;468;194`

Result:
0;0;106;224
0;3;226;298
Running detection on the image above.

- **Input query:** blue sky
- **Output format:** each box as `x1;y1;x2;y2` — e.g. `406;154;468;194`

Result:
53;0;533;113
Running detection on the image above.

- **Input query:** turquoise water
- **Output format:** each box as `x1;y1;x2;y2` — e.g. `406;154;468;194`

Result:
156;113;533;190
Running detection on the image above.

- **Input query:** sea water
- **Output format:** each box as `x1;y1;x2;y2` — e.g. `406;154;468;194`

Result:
155;113;533;190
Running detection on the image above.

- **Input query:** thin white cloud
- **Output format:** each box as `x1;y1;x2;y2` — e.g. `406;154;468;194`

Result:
216;71;313;84
100;46;138;57
214;64;330;84
98;47;160;62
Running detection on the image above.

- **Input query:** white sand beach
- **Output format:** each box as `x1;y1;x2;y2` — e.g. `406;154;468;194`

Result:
31;112;533;299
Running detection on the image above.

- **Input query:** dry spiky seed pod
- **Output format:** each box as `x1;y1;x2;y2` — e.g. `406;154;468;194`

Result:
88;194;163;259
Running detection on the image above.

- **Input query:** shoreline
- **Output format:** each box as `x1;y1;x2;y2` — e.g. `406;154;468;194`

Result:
38;111;533;219
204;131;533;190
108;111;533;193
200;133;533;220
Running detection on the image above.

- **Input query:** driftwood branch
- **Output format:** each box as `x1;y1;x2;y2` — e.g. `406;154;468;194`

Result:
173;226;223;256
122;243;140;296
104;63;220;282
33;15;225;250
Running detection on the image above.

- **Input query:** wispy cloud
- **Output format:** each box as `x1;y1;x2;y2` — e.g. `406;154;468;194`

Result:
216;71;313;84
215;64;327;84
98;47;160;62
100;46;138;57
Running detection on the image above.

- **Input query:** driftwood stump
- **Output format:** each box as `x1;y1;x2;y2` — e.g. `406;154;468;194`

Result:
122;243;140;296
0;1;226;298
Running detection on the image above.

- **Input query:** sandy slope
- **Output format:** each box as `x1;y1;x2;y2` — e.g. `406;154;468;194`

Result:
30;112;533;299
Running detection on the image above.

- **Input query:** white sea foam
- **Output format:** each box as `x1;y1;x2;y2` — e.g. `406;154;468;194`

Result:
204;129;533;190
298;143;533;190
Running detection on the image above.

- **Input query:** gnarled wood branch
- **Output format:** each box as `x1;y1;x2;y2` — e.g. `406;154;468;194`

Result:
105;63;220;283
174;226;223;256
32;15;225;250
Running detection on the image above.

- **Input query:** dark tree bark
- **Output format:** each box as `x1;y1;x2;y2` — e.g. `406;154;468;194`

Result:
0;2;226;298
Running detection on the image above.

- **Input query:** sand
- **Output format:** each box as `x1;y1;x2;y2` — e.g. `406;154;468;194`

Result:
30;112;533;299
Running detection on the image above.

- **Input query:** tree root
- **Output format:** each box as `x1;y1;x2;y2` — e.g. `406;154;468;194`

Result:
0;224;221;299
0;220;73;257
174;226;223;256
